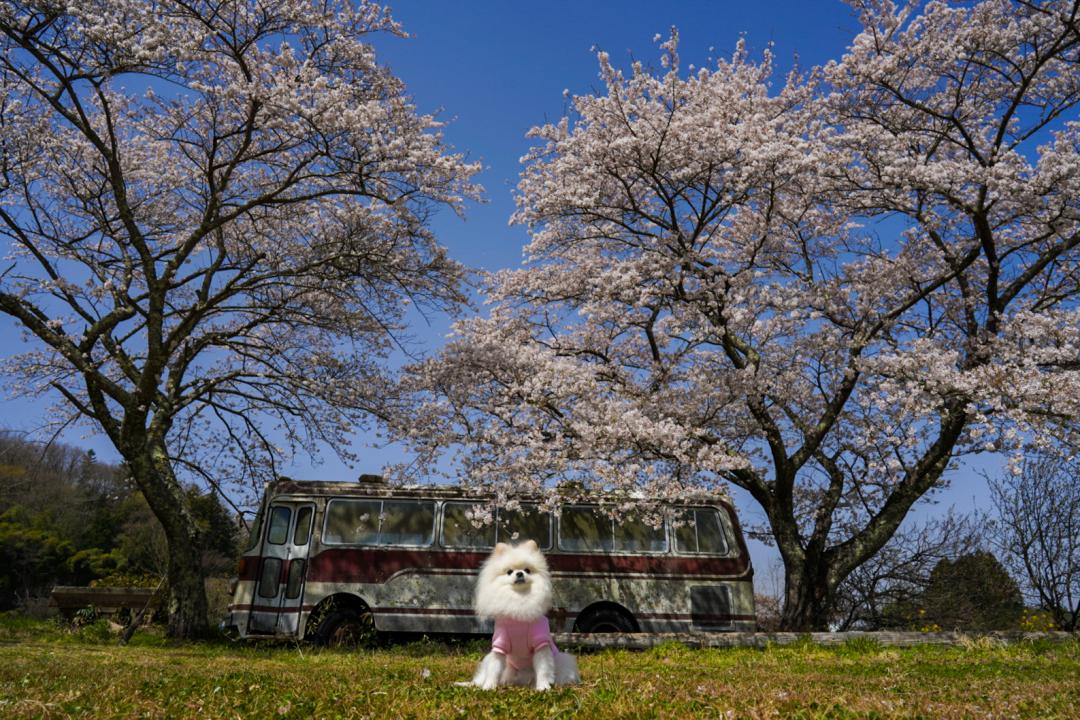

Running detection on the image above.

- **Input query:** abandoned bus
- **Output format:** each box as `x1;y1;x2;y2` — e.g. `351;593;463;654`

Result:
224;476;756;643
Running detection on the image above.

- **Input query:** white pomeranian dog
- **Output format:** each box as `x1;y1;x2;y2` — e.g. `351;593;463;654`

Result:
470;540;580;690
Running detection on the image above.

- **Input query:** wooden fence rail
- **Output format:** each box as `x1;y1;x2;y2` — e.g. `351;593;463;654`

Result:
553;630;1077;651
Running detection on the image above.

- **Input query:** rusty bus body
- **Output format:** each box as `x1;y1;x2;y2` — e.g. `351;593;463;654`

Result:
224;477;756;642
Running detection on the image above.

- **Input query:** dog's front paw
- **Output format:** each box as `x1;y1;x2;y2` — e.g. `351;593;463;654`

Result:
535;680;552;691
479;677;499;691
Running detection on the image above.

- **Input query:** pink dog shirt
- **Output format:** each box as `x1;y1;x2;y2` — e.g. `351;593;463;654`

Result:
491;616;558;670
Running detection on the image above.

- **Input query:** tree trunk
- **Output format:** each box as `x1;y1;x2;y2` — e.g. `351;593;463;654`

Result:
779;558;836;631
163;529;210;639
123;442;209;639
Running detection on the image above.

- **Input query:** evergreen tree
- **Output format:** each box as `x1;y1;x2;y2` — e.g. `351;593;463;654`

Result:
908;552;1024;631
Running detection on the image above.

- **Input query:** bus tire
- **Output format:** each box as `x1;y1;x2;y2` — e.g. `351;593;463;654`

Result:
311;608;376;648
575;606;637;633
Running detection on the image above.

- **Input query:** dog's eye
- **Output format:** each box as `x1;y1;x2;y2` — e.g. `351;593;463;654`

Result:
506;570;513;575
524;568;531;574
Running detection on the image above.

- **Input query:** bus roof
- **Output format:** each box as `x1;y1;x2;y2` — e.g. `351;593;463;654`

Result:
267;476;735;509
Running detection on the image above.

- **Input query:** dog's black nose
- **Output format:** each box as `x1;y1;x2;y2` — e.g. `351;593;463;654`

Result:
513;570;526;584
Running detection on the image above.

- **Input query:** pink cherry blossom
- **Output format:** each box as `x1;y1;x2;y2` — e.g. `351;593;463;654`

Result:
397;0;1079;630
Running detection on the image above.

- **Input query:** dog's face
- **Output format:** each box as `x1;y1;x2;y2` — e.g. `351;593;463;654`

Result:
474;540;553;621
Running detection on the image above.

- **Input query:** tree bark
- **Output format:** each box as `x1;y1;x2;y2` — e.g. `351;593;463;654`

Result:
123;440;209;639
162;532;210;639
778;551;837;631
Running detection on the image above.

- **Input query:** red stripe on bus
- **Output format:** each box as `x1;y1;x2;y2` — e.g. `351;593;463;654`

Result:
247;548;750;584
237;556;260;580
236;548;750;585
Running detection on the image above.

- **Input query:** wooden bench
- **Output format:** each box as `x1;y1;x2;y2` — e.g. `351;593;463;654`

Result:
49;586;163;619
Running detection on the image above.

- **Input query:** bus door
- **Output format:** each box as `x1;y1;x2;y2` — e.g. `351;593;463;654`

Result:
248;502;315;636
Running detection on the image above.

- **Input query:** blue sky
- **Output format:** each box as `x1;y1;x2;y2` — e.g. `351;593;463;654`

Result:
374;0;860;271
0;1;996;585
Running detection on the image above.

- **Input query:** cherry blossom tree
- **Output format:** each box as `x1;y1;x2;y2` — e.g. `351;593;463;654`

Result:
0;0;480;637
399;0;1079;630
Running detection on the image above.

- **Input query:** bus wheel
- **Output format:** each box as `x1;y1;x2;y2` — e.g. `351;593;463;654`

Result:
575;606;637;633
312;608;376;648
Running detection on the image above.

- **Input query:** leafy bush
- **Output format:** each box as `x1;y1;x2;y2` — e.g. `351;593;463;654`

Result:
67;548;126;585
0;508;76;608
71;605;99;628
70;618;115;644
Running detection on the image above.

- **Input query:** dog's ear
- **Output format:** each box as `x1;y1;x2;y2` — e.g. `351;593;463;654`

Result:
493;542;509;556
523;539;538;552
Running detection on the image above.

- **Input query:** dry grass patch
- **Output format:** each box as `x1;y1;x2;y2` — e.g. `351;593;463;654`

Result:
1;618;1077;719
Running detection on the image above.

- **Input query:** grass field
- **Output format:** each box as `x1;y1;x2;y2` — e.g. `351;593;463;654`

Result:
1;616;1078;719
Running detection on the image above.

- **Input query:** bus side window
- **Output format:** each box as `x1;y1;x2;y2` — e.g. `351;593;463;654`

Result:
559;506;613;552
266;506;292;545
379;500;435;546
614;514;667;552
674;508;730;555
324;499;379;545
498;505;552;549
442;502;496;548
293;506;313;545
